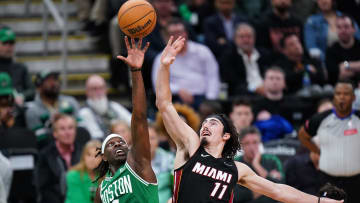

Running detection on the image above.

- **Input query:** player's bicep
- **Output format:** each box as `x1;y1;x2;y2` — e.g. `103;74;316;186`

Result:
161;103;200;155
237;162;280;200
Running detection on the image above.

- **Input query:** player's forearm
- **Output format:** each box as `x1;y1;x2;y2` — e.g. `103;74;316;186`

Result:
131;70;147;120
155;63;172;111
275;183;319;203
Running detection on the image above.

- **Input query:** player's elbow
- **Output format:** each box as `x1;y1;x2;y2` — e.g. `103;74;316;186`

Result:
155;99;170;112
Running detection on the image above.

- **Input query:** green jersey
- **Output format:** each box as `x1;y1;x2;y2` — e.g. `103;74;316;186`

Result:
100;162;159;203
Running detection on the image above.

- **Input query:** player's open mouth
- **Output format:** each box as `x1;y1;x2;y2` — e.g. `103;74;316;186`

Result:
115;149;125;156
201;131;211;137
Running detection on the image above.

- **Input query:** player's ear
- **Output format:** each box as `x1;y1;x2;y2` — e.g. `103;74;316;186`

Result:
223;133;230;141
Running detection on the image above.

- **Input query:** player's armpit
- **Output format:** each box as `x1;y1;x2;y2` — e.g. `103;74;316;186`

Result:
94;186;101;203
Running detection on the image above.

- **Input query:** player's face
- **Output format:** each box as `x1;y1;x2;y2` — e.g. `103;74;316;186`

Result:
333;83;355;113
84;146;102;170
103;137;129;164
200;118;226;145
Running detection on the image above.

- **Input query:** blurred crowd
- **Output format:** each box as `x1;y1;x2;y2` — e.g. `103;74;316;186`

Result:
1;0;360;202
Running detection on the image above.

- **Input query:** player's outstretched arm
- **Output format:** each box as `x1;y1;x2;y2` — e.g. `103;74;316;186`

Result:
155;36;200;162
236;162;343;203
117;37;156;183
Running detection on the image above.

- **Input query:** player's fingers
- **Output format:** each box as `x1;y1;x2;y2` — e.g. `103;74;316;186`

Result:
131;38;136;49
167;36;174;47
142;42;150;53
117;55;126;61
124;36;130;50
138;38;143;49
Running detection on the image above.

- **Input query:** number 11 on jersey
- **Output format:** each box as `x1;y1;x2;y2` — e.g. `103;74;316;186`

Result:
210;182;228;199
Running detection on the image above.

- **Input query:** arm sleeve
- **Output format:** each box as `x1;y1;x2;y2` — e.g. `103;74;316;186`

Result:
325;46;341;85
304;17;320;53
21;65;35;101
303;110;330;137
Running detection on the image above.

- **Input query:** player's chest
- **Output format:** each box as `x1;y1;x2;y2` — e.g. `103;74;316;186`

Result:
100;174;133;203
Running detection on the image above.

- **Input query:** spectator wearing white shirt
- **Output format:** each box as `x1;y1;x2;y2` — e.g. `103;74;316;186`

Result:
152;18;220;110
219;23;272;97
79;75;131;140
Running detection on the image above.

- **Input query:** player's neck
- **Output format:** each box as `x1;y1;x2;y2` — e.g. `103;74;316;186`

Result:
110;162;124;175
204;145;223;159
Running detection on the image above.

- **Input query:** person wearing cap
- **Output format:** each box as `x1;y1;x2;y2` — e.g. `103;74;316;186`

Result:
0;72;27;128
93;37;159;203
25;70;80;143
0;72;37;202
0;27;35;104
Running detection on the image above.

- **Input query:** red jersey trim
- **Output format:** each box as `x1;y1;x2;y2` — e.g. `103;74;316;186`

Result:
173;169;183;203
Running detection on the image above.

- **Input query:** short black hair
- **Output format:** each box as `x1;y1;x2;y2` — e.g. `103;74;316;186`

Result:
336;13;356;28
232;97;252;112
279;33;298;49
336;79;355;91
318;183;346;201
166;17;188;33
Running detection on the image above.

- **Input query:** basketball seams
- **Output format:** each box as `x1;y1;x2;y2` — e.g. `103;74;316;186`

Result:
118;3;150;21
121;10;154;29
131;12;156;38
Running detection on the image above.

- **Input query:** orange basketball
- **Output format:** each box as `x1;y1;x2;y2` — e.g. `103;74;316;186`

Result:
117;0;157;38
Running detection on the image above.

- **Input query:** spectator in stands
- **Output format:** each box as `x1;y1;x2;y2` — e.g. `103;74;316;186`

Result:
229;98;254;133
65;140;102;203
253;67;303;124
0;27;34;104
178;0;215;39
233;126;284;203
305;0;360;64
203;0;248;60
149;123;175;203
35;114;85;203
111;120;132;147
275;33;325;95
25;70;80;142
79;75;131;140
298;80;360;202
152;18;220;110
0;152;12;203
236;0;271;20
326;15;360;85
0;72;27;129
220;23;272;97
256;0;303;53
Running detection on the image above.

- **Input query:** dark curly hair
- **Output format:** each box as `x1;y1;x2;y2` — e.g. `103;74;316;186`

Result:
204;114;241;159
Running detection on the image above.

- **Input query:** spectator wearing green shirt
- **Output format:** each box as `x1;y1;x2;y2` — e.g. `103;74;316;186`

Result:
65;140;102;203
234;126;284;203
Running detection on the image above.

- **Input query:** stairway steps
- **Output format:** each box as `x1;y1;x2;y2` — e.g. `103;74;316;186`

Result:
0;0;76;17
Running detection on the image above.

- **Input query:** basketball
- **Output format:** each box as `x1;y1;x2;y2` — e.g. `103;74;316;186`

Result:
117;0;157;38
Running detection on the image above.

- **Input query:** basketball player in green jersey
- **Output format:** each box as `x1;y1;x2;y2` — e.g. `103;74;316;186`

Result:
94;37;159;203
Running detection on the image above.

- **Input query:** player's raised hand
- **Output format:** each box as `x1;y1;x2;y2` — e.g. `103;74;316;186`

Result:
117;36;150;70
160;36;185;66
